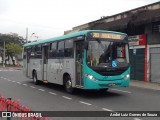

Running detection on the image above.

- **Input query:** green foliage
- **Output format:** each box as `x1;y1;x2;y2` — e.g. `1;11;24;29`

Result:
0;33;25;46
6;43;22;55
0;33;24;58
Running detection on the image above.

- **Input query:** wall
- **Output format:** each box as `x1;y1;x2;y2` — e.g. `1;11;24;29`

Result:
147;33;160;44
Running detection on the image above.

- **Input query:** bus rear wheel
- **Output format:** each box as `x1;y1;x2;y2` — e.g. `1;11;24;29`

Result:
33;71;39;85
64;76;74;94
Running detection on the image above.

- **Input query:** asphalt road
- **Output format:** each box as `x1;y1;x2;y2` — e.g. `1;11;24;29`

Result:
0;68;160;120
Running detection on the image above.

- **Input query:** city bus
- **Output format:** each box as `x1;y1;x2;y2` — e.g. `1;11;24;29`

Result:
23;30;130;93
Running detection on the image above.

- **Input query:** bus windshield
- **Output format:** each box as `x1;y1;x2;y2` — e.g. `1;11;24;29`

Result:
87;40;129;68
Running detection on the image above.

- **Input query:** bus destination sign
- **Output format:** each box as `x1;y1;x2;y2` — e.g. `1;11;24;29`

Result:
90;32;125;40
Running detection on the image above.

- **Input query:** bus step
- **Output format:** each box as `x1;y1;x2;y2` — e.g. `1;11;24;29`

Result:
43;80;48;83
75;85;84;88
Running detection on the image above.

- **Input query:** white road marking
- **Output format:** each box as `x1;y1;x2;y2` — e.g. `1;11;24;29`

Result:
12;81;16;82
111;89;132;93
49;92;57;95
102;108;113;112
23;84;28;86
62;96;72;100
17;82;21;84
38;89;45;92
4;78;7;79
134;118;142;120
79;101;92;106
30;86;35;88
7;79;11;81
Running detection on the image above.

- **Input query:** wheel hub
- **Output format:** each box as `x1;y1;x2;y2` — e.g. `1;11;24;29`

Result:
66;80;71;88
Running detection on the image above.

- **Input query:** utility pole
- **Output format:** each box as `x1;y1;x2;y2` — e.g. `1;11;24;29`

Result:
3;40;5;68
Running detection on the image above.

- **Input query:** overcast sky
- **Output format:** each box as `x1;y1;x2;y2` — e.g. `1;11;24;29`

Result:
0;0;159;40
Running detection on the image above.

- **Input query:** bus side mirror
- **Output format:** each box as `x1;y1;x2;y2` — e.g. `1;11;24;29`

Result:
84;41;88;50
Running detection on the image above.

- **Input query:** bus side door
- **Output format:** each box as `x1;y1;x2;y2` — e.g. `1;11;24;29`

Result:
42;45;49;81
56;41;64;84
26;48;32;78
26;48;31;78
75;41;84;86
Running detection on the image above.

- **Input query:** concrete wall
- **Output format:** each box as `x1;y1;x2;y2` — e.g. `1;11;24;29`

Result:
145;23;160;44
147;33;160;44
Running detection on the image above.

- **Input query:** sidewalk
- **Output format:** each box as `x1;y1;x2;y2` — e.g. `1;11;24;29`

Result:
130;80;160;90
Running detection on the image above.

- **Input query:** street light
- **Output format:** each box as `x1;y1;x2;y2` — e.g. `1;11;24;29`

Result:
35;36;38;41
31;33;35;36
29;33;35;42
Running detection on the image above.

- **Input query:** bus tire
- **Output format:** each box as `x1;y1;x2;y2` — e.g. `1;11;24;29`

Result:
33;71;39;85
64;76;74;94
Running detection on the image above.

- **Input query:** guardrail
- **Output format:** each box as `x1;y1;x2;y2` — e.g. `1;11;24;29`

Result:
0;96;50;120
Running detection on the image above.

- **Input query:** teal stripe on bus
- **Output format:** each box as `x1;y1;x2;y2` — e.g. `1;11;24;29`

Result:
24;30;127;47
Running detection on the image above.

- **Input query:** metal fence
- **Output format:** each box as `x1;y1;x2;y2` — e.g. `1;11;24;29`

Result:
0;96;50;120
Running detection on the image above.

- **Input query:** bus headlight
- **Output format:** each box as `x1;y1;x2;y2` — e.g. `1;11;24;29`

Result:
123;74;130;80
86;74;96;81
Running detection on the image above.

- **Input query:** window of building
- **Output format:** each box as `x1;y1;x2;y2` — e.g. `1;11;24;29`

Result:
153;22;160;32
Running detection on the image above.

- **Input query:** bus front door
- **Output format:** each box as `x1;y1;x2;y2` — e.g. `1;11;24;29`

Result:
42;46;48;82
75;41;84;87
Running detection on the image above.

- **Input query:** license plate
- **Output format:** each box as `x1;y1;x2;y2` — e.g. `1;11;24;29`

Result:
108;83;116;86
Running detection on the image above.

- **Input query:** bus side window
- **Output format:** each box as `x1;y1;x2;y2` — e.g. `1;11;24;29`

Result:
35;45;42;58
30;46;35;58
57;41;64;58
35;45;38;58
49;42;57;58
64;39;73;58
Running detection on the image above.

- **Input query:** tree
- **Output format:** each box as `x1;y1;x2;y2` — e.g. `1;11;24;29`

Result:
0;33;25;45
0;33;25;65
5;43;23;65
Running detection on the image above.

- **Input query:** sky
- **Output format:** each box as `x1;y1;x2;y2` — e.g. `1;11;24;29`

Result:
0;0;160;40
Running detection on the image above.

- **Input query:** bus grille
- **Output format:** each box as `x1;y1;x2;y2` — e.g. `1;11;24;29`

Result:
92;67;128;76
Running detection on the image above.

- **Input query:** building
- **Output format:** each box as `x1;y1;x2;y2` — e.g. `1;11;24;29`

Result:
65;2;160;83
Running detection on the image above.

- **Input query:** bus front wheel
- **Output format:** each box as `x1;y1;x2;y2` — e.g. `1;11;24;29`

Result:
64;76;74;94
33;71;39;85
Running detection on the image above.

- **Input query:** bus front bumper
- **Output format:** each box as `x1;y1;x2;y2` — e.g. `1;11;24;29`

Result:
84;77;130;90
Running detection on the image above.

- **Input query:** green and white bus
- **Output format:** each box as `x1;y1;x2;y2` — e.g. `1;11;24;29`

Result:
23;30;130;93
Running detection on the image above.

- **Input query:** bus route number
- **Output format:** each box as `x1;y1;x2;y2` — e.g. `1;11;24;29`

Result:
91;32;124;40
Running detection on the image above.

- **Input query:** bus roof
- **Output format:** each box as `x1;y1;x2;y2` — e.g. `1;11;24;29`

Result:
24;30;127;47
